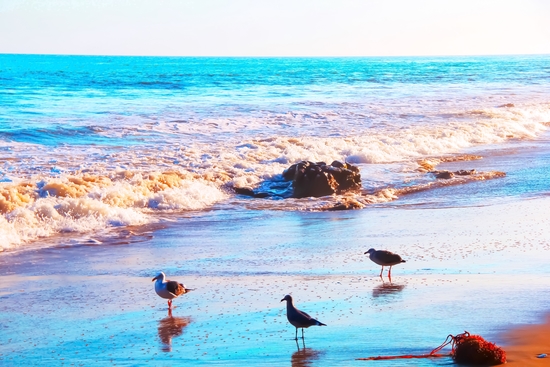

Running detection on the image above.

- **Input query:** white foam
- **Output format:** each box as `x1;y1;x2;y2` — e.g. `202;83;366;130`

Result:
1;101;549;251
2;103;549;181
147;180;228;210
0;215;22;250
0;174;229;251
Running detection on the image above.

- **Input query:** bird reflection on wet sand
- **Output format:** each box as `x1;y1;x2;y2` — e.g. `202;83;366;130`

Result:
372;281;405;298
291;340;322;367
158;314;192;352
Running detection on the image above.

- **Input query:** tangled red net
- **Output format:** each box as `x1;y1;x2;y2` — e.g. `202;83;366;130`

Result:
357;331;506;365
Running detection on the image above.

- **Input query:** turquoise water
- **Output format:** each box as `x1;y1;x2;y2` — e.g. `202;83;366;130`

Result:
0;54;549;249
1;55;549;154
2;55;550;147
1;54;550;366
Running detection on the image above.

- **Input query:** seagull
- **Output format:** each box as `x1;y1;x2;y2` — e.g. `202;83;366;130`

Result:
152;272;193;309
364;248;406;278
281;294;326;340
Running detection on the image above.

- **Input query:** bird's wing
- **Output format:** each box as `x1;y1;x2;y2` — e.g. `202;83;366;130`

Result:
166;280;186;296
378;250;402;263
297;309;313;320
296;309;325;326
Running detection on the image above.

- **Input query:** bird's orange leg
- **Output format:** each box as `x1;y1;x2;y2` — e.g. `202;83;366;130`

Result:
168;300;172;309
379;266;384;278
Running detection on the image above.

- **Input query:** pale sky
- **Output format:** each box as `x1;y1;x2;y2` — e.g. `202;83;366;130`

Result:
1;0;549;56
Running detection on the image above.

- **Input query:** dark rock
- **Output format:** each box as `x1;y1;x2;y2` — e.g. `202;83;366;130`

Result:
432;170;454;179
431;169;477;179
327;199;365;211
234;187;255;196
330;160;345;169
234;187;269;198
454;169;476;176
283;161;361;198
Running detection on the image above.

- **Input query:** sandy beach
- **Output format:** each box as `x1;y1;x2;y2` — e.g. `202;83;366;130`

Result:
1;194;549;366
502;314;550;366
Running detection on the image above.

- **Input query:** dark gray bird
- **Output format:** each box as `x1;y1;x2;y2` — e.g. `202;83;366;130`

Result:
281;294;326;340
364;248;406;278
152;272;194;310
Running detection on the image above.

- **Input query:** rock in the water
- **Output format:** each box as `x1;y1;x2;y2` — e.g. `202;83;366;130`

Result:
432;170;454;179
282;160;361;198
432;169;477;179
327;198;365;211
233;187;269;198
454;169;476;176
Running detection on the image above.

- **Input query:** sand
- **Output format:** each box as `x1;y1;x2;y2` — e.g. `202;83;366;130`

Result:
502;314;550;366
1;197;550;366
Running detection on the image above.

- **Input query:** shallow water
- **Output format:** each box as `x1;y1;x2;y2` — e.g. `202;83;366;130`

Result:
1;196;549;366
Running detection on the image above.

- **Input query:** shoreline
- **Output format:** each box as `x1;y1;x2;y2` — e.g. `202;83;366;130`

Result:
1;196;550;366
501;313;550;366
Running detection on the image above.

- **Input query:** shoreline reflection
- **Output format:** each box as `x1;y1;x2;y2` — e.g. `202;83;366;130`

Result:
158;314;192;352
372;281;405;298
291;340;322;367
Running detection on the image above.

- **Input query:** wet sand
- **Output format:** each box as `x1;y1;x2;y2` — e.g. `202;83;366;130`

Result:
502;314;550;366
1;196;550;366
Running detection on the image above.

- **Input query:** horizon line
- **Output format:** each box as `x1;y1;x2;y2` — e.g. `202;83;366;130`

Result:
1;52;550;58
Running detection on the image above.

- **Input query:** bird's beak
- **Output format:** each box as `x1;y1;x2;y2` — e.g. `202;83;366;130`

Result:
151;276;157;282
364;251;368;254
280;298;284;302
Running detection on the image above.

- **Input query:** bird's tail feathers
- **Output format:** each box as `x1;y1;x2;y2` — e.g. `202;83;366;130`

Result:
316;321;327;326
401;260;406;263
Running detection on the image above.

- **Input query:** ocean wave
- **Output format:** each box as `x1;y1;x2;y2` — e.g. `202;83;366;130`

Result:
0;171;228;251
1;103;548;194
2;55;550;252
264;104;549;166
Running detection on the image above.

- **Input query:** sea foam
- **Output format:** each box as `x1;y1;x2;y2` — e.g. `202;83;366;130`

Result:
2;55;550;251
0;172;228;251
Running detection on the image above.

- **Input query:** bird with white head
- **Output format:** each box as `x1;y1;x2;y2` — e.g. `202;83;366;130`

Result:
152;272;194;310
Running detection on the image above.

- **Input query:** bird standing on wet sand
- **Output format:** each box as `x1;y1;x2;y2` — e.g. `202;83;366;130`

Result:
281;294;326;340
364;248;406;278
152;272;193;310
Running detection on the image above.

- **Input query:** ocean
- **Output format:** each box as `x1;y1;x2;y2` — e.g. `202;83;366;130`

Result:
1;54;550;366
1;54;549;251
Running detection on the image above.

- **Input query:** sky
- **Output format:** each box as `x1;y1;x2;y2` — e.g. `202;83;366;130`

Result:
1;0;549;57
